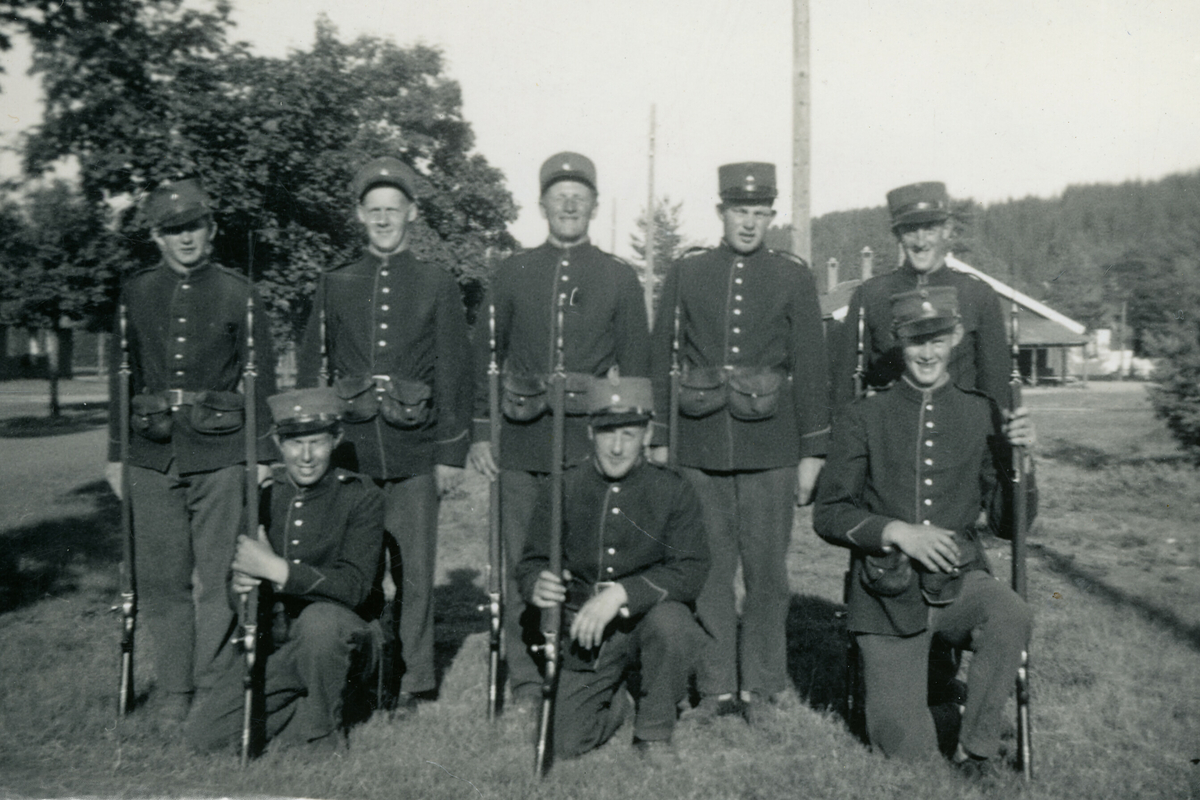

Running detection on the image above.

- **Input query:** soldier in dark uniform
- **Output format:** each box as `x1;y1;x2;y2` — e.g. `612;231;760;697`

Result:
105;179;276;725
830;181;1009;410
518;376;707;763
648;162;830;722
468;152;651;708
814;287;1036;780
186;388;385;753
296;157;473;714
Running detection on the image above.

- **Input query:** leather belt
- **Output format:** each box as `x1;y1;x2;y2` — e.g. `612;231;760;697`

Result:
165;389;202;408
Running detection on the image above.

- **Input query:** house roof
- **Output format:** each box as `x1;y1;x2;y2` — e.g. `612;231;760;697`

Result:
821;254;1090;348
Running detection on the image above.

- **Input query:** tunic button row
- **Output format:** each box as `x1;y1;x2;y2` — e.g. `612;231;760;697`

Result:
294;519;303;527
381;286;390;294
925;404;934;411
734;295;743;302
380;269;389;278
292;558;301;564
560;274;569;281
736;262;744;269
735;277;743;285
924;458;933;465
176;336;185;343
174;353;183;360
922;520;931;526
378;341;387;347
177;317;186;324
731;346;740;354
611;485;620;493
925;440;933;448
733;327;741;334
607;547;616;555
925;421;934;429
605;567;614;574
733;308;742;316
924;478;932;486
924;498;932;506
291;539;300;546
379;323;388;330
561;260;569;267
611;507;620;515
381;304;389;312
294;501;303;508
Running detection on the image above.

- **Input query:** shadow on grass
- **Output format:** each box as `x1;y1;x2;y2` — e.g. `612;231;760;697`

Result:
1034;542;1200;652
0;483;121;614
785;592;849;715
0;403;108;438
1041;438;1193;471
433;567;489;689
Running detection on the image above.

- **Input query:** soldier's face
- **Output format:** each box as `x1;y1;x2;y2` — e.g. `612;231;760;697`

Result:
589;423;651;480
358;186;418;254
153;218;215;273
275;430;341;486
719;203;775;254
901;326;962;388
540;180;597;246
895;219;953;274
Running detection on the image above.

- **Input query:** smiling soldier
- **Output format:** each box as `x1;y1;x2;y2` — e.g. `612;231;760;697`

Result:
830;182;1008;410
106;178;276;728
297;156;474;716
468;152;651;712
814;286;1036;783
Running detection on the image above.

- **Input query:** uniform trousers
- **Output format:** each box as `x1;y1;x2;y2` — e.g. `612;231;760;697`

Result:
498;468;548;702
554;601;701;758
128;463;244;696
381;473;439;695
683;466;795;699
857;570;1033;761
185;602;371;752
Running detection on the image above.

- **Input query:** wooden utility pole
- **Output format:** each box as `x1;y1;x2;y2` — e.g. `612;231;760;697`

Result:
791;0;811;263
645;104;658;326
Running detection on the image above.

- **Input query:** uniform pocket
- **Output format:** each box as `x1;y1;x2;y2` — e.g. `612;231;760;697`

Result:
860;551;914;597
501;373;549;422
130;393;172;442
189;391;245;434
678;366;727;418
379;378;433;429
727;368;785;421
334;375;379;423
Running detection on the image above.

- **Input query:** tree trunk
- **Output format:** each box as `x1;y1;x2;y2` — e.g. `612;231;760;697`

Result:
47;323;61;419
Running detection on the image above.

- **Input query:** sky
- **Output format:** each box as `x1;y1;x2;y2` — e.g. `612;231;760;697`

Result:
2;0;1198;257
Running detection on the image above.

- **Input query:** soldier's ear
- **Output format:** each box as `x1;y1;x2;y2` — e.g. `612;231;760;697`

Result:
951;323;965;349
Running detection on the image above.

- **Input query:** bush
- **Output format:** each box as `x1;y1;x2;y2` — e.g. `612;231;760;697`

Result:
1147;317;1200;463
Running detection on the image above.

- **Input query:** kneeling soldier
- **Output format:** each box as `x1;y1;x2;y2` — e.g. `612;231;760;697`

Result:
518;376;708;762
186;388;385;753
814;287;1036;780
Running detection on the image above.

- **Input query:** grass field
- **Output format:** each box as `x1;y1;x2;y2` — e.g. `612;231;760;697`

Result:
1;380;1197;799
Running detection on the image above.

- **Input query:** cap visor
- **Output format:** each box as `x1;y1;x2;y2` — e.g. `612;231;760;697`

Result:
274;419;339;438
154;207;211;230
891;209;949;229
895;316;959;339
589;411;652;430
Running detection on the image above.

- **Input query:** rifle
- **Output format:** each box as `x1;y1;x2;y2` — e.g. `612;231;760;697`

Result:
843;302;867;741
1009;293;1033;781
485;303;503;721
534;293;567;777
116;302;137;718
667;303;681;468
237;232;262;767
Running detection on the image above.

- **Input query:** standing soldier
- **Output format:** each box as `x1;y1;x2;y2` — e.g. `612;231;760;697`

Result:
105;178;276;726
830;181;1008;410
649;162;830;722
297;157;474;715
468;152;651;711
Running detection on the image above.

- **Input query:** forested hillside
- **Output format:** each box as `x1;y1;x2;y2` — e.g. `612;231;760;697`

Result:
797;170;1200;354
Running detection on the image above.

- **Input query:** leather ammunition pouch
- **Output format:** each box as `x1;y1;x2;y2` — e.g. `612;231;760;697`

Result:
727;367;786;421
501;373;549;422
677;366;727;418
130;393;173;442
189;390;245;435
379;378;432;429
860;551;915;598
334;375;379;423
919;532;987;606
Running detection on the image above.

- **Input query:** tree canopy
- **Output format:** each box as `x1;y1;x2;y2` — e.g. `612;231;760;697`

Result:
2;0;517;346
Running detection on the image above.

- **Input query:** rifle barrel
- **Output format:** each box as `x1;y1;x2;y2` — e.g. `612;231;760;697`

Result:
117;302;137;718
486;303;502;722
240;234;260;767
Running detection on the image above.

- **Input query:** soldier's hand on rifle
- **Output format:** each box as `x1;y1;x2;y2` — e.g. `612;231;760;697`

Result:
646;446;669;466
882;520;961;574
105;461;123;500
1003;406;1037;450
570;582;628;650
230;569;261;595
796;456;825;506
468;441;499;480
531;568;568;609
232;533;288;589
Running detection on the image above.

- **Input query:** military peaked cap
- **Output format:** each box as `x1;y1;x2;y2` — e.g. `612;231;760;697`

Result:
887;181;950;229
144;178;212;229
539;152;597;194
891;286;961;339
269;388;344;437
718;162;777;203
352;157;418;202
587;374;654;429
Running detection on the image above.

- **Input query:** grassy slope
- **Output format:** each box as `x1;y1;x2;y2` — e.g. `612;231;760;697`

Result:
1;382;1198;800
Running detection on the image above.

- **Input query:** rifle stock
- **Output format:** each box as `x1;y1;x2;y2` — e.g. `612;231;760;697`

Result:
117;302;137;718
534;293;567;777
1009;293;1033;781
239;233;261;767
485;303;503;721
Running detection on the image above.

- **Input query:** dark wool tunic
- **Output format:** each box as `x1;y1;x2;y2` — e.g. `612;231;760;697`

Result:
517;459;708;618
814;378;1033;636
650;244;830;470
473;241;651;473
108;261;276;474
296;250;474;478
261;467;384;619
830;262;1009;411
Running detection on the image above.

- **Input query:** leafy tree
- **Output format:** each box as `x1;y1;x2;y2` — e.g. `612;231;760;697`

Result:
1148;313;1200;463
4;1;517;348
0;180;111;415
